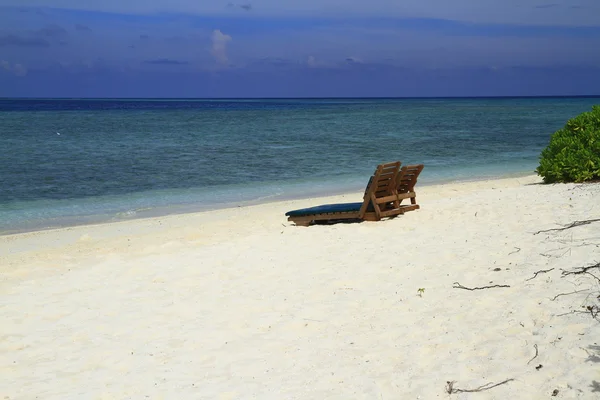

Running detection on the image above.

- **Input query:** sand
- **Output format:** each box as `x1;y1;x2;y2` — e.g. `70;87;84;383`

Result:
1;175;600;399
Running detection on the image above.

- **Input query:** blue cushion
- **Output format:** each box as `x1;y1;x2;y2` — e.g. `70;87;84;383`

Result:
285;202;363;217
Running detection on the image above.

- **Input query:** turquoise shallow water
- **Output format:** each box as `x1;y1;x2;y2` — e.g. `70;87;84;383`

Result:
1;97;598;234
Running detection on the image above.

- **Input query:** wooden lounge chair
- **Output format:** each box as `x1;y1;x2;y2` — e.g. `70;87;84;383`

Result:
285;161;414;227
394;164;425;213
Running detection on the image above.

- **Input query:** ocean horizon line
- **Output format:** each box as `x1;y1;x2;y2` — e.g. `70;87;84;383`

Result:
2;95;600;101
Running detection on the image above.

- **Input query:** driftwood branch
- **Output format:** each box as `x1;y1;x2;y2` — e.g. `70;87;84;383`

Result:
534;218;600;235
526;268;555;281
446;379;514;394
453;282;510;291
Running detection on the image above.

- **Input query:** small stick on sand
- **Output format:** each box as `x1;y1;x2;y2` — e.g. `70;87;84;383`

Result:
445;378;514;394
525;268;555;281
508;247;521;255
551;289;588;301
534;218;600;235
561;262;600;278
453;282;510;291
527;344;539;365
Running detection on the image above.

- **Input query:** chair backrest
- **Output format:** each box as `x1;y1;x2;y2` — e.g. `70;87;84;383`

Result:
397;164;424;194
358;161;402;217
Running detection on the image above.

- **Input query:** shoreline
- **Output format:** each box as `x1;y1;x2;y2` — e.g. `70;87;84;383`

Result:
0;169;537;237
1;173;544;263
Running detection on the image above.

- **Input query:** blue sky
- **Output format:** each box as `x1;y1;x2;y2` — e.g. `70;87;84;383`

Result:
1;0;599;97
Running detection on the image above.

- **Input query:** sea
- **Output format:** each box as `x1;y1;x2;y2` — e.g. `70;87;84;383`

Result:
1;97;599;235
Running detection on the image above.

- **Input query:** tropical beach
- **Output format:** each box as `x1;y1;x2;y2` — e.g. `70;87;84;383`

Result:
2;0;600;397
2;174;600;399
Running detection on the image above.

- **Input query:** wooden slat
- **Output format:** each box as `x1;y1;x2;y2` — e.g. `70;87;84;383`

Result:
399;204;420;212
374;194;400;204
397;191;416;200
379;209;405;218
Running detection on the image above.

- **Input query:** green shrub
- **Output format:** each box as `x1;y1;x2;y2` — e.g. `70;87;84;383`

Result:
536;105;600;183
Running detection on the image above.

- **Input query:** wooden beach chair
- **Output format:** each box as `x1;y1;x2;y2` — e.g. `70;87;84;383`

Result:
395;164;425;213
285;161;408;227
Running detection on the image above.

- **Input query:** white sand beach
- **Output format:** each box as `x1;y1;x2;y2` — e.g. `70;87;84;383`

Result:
1;175;600;399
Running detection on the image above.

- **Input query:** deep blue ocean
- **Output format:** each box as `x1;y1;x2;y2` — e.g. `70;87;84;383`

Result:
1;97;598;234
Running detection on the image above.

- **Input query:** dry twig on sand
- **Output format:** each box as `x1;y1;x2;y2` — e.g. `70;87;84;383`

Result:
558;263;600;321
445;379;514;394
551;289;588;301
561;262;600;281
527;344;539;365
453;282;510;291
526;268;555;281
534;218;600;235
535;219;600;322
508;247;521;255
585;304;600;320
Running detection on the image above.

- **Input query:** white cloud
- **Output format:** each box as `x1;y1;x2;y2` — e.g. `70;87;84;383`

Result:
0;60;28;76
211;29;232;66
307;55;317;67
